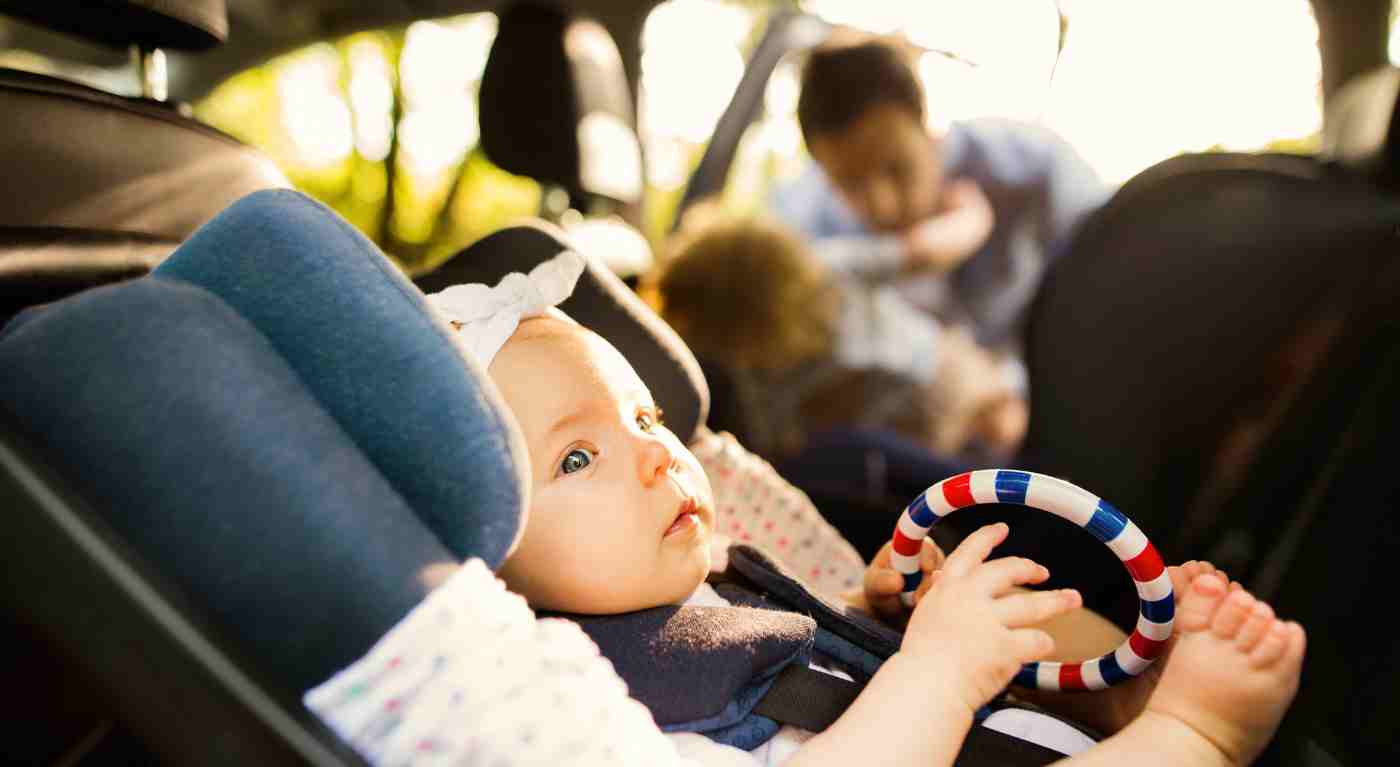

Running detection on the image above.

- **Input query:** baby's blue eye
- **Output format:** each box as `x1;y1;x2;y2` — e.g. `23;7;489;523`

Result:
560;447;594;475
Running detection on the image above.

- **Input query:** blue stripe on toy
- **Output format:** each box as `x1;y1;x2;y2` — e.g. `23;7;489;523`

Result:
907;493;937;527
902;571;923;592
1014;664;1039;689
1142;593;1175;624
1085;499;1128;543
994;470;1031;505
1098;653;1131;686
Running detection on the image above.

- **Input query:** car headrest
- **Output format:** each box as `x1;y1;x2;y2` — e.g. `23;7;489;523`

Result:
0;67;289;324
1321;66;1400;188
155;190;530;568
478;3;642;205
0;0;227;51
0;277;460;695
414;219;710;444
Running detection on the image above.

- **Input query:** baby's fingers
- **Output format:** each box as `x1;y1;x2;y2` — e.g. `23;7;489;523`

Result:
1008;628;1057;664
942;523;1009;576
997;589;1081;628
974;556;1050;594
921;538;945;575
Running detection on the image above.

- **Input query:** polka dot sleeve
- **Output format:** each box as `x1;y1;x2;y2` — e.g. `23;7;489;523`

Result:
690;429;865;602
305;559;704;766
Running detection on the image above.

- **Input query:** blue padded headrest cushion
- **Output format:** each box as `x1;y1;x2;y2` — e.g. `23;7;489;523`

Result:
155;190;528;568
0;279;456;693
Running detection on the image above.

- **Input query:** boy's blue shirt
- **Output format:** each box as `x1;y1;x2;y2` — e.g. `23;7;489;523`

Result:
772;118;1113;349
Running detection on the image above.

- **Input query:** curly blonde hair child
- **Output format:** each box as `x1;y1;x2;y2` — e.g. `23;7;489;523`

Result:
649;211;1026;459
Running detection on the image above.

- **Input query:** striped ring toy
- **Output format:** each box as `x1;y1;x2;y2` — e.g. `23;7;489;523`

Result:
892;469;1174;691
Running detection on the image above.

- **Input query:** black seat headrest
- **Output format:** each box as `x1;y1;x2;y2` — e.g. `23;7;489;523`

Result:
415;221;709;444
0;0;227;51
0;67;288;324
478;3;642;206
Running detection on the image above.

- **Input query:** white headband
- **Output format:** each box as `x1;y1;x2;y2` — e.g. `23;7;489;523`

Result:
427;250;585;370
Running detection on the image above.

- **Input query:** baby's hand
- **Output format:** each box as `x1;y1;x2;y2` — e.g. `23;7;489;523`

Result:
859;537;945;625
900;523;1082;715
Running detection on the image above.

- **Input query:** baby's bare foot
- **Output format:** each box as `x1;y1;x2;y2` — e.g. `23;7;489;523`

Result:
1095;560;1224;732
1145;573;1305;765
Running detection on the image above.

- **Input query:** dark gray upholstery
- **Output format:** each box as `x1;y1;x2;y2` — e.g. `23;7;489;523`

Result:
414;220;710;445
0;0;228;50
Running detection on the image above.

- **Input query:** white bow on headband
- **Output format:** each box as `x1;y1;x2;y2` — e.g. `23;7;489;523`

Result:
427;250;585;370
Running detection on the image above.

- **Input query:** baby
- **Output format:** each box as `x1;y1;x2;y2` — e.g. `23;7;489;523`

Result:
435;252;1305;767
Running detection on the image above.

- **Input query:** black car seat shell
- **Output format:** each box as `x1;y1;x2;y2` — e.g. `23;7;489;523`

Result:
0;0;288;326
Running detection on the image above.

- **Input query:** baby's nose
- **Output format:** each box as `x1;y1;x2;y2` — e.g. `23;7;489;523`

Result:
637;435;676;485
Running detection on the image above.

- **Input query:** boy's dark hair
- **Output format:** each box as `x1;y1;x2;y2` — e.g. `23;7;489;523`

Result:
797;39;925;144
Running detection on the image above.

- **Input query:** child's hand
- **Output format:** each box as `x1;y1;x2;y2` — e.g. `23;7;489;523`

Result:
971;393;1029;457
859;537;946;625
925;328;1017;456
901;179;994;273
899;523;1082;715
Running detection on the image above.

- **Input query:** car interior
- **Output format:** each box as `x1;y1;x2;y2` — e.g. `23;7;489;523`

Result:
3;0;1399;765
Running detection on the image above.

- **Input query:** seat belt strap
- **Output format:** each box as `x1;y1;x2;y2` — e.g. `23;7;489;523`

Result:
751;664;862;732
752;665;1068;765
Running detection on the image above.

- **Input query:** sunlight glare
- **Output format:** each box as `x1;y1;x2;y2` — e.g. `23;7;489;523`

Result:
277;46;353;168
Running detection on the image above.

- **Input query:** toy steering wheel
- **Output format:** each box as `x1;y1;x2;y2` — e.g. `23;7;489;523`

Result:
892;470;1174;691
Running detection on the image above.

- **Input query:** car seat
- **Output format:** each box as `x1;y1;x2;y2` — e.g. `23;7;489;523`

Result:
0;190;527;764
478;2;643;224
0;184;726;764
0;0;288;327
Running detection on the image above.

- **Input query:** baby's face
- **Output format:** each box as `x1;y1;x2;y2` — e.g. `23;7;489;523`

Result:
489;315;715;614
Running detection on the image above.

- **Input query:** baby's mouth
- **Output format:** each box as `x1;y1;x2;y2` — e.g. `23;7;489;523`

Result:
666;496;701;538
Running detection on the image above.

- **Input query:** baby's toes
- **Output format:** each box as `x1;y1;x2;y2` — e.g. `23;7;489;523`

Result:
1249;621;1294;669
1181;560;1212;581
1210;588;1257;640
1234;601;1275;653
1177;573;1229;632
1282;622;1307;671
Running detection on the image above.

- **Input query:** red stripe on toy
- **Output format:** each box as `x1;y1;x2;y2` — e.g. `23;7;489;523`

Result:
1129;630;1167;660
1124;543;1166;583
892;529;921;557
1058;663;1086;691
942;473;975;508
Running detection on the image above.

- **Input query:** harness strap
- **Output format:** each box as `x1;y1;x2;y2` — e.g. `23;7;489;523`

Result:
752;666;1070;765
750;665;862;733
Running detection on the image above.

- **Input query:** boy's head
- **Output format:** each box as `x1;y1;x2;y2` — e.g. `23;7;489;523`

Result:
798;38;943;232
487;314;715;614
653;215;837;370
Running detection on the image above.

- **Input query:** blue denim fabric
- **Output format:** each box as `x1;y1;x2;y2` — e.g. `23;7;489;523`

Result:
155;190;527;568
0;279;456;692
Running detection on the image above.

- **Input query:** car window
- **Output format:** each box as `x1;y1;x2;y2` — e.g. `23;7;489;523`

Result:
696;0;1330;227
196;13;541;274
